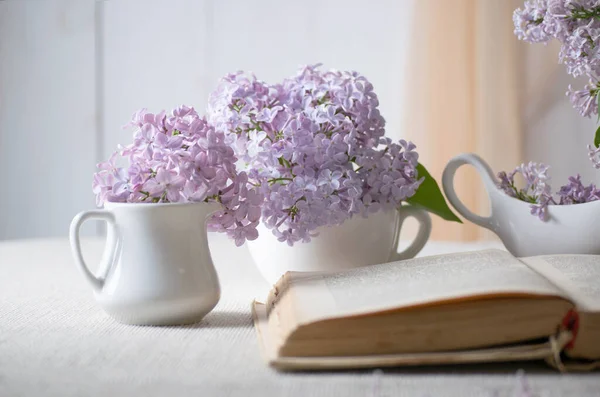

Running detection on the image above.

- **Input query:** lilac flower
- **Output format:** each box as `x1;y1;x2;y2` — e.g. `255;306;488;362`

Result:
497;162;553;219
513;1;600;161
181;180;208;202
514;1;600;114
530;192;554;221
516;161;551;197
557;174;600;203
498;162;600;221
208;65;422;245
317;169;343;192
93;106;263;246
256;106;283;123
497;170;518;198
588;143;600;168
567;81;599;117
514;1;600;79
92;152;130;206
96;64;432;247
143;168;186;202
497;162;550;202
513;1;551;43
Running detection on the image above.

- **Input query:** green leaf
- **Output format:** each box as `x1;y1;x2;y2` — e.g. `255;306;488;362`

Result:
595;124;600;148
406;163;462;223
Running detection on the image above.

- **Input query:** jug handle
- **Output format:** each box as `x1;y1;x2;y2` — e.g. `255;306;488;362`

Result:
69;209;118;292
442;153;496;229
389;206;432;261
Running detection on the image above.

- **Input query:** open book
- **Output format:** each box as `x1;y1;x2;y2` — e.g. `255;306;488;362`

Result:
253;250;600;371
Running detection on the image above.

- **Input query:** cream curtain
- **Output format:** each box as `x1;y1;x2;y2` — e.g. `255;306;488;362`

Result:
405;0;525;241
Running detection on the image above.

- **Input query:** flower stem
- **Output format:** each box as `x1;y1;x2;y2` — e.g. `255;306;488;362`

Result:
570;6;600;20
268;177;294;185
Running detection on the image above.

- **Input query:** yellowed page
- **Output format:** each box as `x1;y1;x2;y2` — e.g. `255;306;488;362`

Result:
521;255;600;312
286;249;568;324
521;255;600;360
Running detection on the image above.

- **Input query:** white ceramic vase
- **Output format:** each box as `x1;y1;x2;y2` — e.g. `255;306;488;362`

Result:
442;153;600;257
69;201;221;326
247;207;432;285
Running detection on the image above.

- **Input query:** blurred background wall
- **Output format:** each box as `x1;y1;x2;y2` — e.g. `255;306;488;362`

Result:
0;0;597;241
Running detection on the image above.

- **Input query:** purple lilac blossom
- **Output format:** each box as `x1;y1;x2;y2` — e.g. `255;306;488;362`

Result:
497;162;600;221
208;65;423;245
497;170;519;198
514;1;600;167
588;143;600;168
514;0;600;79
513;0;552;43
567;80;600;118
92;106;263;246
557;174;600;203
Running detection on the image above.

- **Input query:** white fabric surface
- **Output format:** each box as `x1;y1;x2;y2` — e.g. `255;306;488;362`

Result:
0;235;599;397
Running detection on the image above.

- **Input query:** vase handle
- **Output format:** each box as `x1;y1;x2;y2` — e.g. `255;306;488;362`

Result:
442;153;496;229
69;210;119;292
389;206;432;262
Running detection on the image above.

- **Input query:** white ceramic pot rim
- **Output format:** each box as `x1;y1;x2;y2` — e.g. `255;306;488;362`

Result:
492;186;600;213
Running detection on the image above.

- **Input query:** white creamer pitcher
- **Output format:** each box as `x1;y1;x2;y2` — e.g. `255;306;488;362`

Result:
442;153;600;257
69;201;221;325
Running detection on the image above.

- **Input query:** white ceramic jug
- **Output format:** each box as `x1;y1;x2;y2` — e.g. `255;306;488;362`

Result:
442;153;600;257
247;207;432;285
69;201;221;325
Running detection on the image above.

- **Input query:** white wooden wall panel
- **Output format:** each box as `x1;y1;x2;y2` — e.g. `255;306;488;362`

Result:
0;0;97;240
101;0;210;160
309;0;414;142
208;0;317;86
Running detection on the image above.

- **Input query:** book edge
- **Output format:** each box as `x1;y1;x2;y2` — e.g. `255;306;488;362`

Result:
251;301;574;371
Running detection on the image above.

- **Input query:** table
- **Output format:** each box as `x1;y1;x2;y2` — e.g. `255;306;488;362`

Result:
1;236;599;397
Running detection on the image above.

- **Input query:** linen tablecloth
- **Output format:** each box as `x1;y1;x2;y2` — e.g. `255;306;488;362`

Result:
1;235;599;397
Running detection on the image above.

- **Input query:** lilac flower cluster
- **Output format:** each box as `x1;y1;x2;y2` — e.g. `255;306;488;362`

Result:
498;162;600;220
588;143;600;167
208;65;423;245
513;1;600;202
92;106;263;246
514;1;600;118
93;65;428;246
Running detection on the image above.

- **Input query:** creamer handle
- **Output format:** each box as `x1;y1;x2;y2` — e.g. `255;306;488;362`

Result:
69;210;118;292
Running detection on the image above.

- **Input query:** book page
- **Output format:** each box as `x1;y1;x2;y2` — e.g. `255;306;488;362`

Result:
521;255;600;312
287;250;568;323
